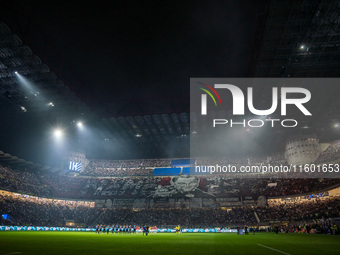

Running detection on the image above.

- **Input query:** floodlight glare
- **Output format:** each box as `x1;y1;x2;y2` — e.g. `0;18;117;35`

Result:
54;129;63;137
300;45;305;49
77;122;83;128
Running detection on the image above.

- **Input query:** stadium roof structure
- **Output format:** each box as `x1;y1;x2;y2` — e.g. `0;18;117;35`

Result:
98;0;340;159
98;113;190;159
250;0;340;146
0;150;59;173
0;22;89;116
255;0;340;77
1;1;340;162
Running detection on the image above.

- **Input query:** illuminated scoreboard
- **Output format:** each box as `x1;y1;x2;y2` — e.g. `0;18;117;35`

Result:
62;151;88;174
69;161;82;172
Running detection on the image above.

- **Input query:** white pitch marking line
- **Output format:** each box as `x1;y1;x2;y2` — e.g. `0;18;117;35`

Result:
257;244;291;255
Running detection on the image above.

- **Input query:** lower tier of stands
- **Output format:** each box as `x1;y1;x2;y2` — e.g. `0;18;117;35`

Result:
1;191;339;228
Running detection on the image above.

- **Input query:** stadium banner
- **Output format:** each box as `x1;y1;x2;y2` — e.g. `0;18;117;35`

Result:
0;226;237;233
190;78;340;179
0;226;95;232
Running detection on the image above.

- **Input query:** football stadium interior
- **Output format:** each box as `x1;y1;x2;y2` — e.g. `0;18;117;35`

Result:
1;0;340;254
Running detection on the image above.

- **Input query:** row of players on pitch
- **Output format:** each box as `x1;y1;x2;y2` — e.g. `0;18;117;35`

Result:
95;225;151;235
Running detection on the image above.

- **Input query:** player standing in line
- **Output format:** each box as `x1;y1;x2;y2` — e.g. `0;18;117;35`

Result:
176;225;180;235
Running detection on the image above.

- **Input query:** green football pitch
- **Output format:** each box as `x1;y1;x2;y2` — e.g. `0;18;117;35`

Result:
0;232;339;255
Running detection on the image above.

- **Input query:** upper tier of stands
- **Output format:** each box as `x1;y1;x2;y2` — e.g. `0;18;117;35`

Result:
1;163;339;200
83;158;170;177
0;140;339;201
80;140;340;177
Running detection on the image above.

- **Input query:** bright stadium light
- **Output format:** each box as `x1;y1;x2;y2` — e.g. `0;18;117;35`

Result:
54;129;63;137
15;72;47;103
77;121;83;128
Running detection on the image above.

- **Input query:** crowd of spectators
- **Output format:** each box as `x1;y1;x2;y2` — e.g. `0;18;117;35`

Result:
1;191;339;229
1;141;340;231
82;159;170;177
255;178;340;197
256;197;340;222
1;164;339;200
48;177;340;200
285;219;339;234
0;165;52;197
315;141;340;163
0;192;257;227
97;207;257;227
81;153;290;177
65;141;340;177
0;193;95;227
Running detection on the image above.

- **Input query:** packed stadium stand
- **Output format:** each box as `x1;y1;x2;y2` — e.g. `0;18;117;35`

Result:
1;0;340;238
1;186;339;228
60;140;339;178
1;144;340;228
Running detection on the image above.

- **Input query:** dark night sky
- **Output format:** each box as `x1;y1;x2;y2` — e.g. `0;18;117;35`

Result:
0;0;271;165
1;1;340;166
1;0;269;117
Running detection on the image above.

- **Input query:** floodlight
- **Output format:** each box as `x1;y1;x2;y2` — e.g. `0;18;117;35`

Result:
54;129;63;137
